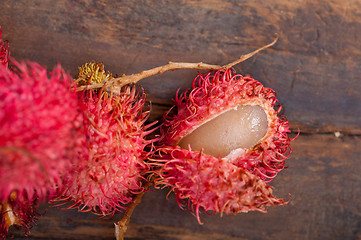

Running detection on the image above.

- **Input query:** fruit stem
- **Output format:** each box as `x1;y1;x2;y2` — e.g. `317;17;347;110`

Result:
1;192;22;233
114;179;154;240
76;62;222;92
76;35;278;92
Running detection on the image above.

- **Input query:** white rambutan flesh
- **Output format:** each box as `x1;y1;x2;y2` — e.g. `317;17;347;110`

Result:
179;104;268;157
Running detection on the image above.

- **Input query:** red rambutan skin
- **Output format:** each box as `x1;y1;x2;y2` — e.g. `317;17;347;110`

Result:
152;68;294;223
0;62;81;200
0;27;9;67
57;86;156;216
0;61;82;202
160;68;292;182
0;61;83;238
152;146;287;224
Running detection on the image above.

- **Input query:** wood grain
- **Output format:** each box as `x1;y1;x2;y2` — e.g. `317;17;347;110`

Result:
0;0;360;239
1;0;360;133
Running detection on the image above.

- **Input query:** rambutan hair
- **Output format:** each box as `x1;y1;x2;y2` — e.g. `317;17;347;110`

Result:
152;146;287;224
56;86;157;216
0;61;82;201
0;61;83;237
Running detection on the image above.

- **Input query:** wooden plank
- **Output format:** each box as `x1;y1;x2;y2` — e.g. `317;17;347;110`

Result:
8;134;361;240
0;0;360;133
1;1;360;239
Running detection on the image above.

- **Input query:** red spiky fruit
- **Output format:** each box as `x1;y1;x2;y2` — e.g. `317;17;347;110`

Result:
161;68;292;181
57;86;156;216
0;61;83;237
153;68;293;222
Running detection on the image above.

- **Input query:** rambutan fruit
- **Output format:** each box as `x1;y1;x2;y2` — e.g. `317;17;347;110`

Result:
152;68;293;222
0;61;83;237
57;85;156;216
161;68;292;181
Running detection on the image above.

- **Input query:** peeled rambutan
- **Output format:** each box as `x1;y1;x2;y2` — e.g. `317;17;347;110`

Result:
0;61;83;237
161;68;292;181
152;68;293;222
57;86;156;216
0;27;9;67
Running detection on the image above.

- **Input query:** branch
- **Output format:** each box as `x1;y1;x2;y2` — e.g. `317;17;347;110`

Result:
114;180;153;240
76;35;278;92
76;62;221;92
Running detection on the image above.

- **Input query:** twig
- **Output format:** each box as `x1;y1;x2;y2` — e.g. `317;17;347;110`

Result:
76;62;221;92
114;180;153;240
76;35;278;92
222;34;278;69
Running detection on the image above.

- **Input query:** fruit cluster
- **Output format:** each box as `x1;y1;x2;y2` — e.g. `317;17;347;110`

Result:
0;27;294;239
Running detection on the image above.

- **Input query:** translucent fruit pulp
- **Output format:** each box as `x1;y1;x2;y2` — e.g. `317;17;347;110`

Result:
178;105;268;157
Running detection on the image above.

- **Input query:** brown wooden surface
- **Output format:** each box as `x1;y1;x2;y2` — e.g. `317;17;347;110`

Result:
1;0;360;239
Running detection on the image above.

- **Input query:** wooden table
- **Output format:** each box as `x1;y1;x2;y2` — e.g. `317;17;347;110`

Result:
1;1;360;239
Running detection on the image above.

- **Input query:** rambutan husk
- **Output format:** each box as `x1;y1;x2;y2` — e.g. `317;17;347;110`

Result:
152;146;287;224
151;68;293;223
160;68;292;181
0;60;83;238
55;85;157;216
0;61;83;201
